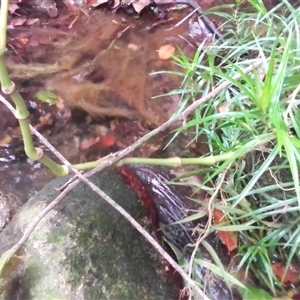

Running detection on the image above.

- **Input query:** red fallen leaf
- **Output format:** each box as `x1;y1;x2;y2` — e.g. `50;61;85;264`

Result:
214;209;238;254
203;198;237;253
272;262;300;286
99;134;116;148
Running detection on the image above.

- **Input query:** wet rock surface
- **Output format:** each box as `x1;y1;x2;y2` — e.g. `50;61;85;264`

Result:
0;169;180;300
119;165;241;300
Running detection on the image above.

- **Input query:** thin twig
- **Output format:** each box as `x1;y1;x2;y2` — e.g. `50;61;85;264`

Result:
86;57;265;178
0;57;264;300
188;168;228;278
0;96;208;299
171;8;197;29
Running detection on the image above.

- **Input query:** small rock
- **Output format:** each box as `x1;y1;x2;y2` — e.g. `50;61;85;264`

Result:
128;43;139;51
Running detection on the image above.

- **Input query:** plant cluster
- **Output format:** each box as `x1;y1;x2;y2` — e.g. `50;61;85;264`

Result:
163;0;300;297
1;0;300;298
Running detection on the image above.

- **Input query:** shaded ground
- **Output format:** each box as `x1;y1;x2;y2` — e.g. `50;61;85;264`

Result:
0;0;285;201
0;1;212;202
1;1;299;299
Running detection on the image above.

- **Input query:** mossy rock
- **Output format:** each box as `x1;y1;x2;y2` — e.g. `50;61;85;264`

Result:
0;169;179;300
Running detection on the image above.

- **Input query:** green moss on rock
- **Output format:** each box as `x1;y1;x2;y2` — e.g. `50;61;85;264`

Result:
0;170;179;300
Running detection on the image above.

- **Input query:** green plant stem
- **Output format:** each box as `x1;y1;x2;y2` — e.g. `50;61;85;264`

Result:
0;1;8;50
0;57;10;89
0;0;68;177
0;0;10;88
39;154;68;176
72;152;235;171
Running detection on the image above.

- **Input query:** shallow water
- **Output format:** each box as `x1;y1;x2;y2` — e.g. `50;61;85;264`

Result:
0;0;286;202
1;5;209;202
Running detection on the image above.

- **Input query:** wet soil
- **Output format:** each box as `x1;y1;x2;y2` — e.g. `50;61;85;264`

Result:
1;2;212;202
0;0;287;203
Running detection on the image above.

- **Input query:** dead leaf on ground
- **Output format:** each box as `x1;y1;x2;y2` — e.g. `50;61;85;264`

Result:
213;209;238;254
15;37;29;46
34;113;53;131
10;17;27;27
157;44;175;60
80;137;100;150
87;0;109;7
132;0;151;13
202;197;238;253
272;262;300;286
0;134;12;147
56;97;65;111
217;103;231;113
26;18;39;26
257;67;266;81
33;34;52;45
8;4;19;14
